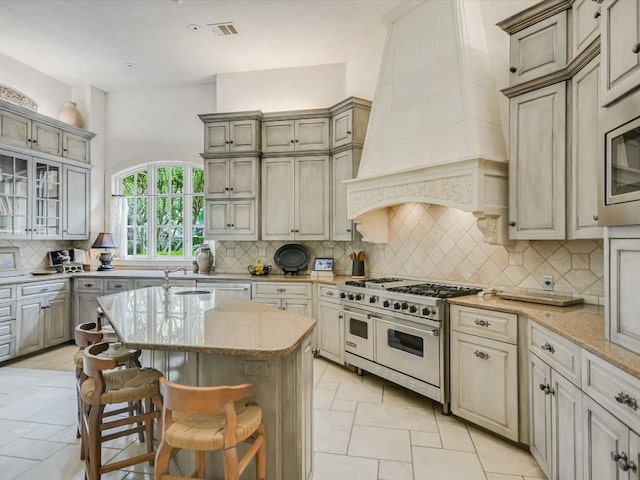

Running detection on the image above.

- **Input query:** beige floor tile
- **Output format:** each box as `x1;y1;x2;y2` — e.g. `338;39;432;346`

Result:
348;425;411;462
331;399;358;412
335;382;383;404
0;437;67;460
412;446;487;480
315;387;337;409
108;441;156;475
313;452;378;480
438;419;475;452
411;430;442;448
0;455;39;480
314;409;354;454
321;363;364;385
382;383;437;409
21;423;68;440
469;426;545;477
317;380;340;390
379;459;414;480
354;402;438;432
433;407;458;422
486;473;525;480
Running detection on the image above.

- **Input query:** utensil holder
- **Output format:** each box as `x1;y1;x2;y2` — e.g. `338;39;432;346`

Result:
352;260;365;277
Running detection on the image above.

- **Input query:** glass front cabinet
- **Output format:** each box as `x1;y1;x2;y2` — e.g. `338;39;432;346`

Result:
0;149;87;240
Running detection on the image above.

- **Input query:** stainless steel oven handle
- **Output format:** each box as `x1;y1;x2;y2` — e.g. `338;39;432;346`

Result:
340;309;370;321
378;318;440;337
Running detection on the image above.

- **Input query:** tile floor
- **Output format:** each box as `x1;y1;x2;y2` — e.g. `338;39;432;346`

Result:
0;345;546;480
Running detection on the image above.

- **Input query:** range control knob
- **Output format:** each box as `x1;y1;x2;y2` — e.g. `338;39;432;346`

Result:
393;302;401;310
369;296;378;303
401;302;409;310
409;305;418;313
383;300;391;307
355;293;363;301
339;292;346;299
422;307;431;316
348;294;355;301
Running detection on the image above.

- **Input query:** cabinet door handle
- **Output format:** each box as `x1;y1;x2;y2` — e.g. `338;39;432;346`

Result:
473;350;489;359
224;187;229;190
347;131;352;135
295;139;299;143
611;450;627;462
633;43;640;54
346;228;351;232
290;139;295;144
228;140;234;144
63;148;68;152
619;459;637;472
593;214;599;221
509;66;517;73
593;9;601;18
229;224;234;227
474;319;490;327
32;139;37;144
539;383;554;395
541;342;555;354
228;187;234;191
614;391;639;410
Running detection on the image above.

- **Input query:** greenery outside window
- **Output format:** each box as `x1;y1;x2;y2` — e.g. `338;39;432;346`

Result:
114;163;204;259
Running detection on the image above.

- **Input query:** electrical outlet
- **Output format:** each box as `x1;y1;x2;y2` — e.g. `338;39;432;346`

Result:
543;275;554;291
245;360;268;377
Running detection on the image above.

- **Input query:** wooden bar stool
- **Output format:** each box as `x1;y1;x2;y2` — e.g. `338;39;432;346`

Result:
155;377;267;480
81;341;164;480
74;320;142;447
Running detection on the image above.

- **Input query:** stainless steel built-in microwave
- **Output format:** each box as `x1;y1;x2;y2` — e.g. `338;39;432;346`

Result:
599;108;640;227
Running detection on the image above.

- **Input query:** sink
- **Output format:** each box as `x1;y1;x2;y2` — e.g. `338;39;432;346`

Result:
174;290;211;296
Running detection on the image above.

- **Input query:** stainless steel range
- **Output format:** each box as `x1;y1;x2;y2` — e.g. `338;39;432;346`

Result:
338;278;481;413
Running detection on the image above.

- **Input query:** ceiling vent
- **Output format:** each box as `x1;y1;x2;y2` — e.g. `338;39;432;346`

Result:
208;22;238;37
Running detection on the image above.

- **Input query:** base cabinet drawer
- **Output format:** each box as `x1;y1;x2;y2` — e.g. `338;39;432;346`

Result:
252;282;312;299
529;322;581;385
582;350;640;434
450;304;517;343
0;337;16;362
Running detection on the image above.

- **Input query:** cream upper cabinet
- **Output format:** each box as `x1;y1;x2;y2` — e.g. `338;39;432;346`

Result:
204;199;257;241
509;82;566;239
331;110;353;149
261;156;329;241
570;57;602;239
204;119;259;154
332;149;359;241
330;97;371;149
261;118;329;153
600;0;640;106
204;157;258;199
572;0;601;58
62;131;90;163
63;164;90;240
0;110;31;149
31;121;63;156
509;12;567;86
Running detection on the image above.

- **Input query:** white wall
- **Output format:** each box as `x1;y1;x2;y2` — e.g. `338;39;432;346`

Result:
216;63;346;112
0;52;71;118
105;83;215;170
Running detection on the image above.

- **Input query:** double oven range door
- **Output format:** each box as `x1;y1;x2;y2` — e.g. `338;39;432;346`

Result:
342;305;441;387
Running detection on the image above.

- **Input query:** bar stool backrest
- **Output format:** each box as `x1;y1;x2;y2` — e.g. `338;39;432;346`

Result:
159;378;254;415
75;322;103;348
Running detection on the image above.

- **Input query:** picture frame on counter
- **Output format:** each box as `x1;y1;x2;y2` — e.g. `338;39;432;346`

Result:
0;246;23;277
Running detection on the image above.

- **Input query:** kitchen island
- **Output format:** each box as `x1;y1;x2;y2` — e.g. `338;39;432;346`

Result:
97;286;316;480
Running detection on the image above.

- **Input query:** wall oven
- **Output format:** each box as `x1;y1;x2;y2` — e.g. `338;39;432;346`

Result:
599;88;640;226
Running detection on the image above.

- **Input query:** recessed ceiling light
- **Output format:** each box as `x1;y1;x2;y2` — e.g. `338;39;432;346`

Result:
187;24;200;31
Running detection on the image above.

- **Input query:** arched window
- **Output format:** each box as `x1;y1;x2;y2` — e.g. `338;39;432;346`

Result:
113;162;204;259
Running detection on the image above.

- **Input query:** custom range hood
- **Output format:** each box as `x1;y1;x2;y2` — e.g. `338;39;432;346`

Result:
346;0;509;245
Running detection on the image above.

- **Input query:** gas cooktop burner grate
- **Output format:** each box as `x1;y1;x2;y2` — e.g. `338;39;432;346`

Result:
386;283;482;299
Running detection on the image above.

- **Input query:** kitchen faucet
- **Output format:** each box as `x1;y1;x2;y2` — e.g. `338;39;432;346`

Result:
163;267;187;290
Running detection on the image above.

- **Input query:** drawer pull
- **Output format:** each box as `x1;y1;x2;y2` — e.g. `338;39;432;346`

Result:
474;350;489;359
84;283;94;287
541;342;555;354
326;291;334;296
474;319;490;327
612;451;627;462
539;383;554;395
614;392;639;410
41;288;48;293
276;288;286;293
114;284;123;288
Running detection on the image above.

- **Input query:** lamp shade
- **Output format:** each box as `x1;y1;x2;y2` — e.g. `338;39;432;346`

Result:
91;232;118;249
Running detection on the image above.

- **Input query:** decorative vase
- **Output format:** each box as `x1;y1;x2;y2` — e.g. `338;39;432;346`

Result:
196;245;214;274
58;100;83;128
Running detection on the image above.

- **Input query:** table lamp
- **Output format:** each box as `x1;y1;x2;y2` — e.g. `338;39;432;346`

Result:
92;232;118;271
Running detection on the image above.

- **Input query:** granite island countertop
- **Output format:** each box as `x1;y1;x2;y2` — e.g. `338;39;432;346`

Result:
97;286;316;357
448;295;640;379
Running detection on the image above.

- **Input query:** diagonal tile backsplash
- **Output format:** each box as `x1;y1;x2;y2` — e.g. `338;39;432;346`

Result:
215;203;604;304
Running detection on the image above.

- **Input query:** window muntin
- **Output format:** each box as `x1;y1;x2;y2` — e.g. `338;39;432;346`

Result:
116;163;204;259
